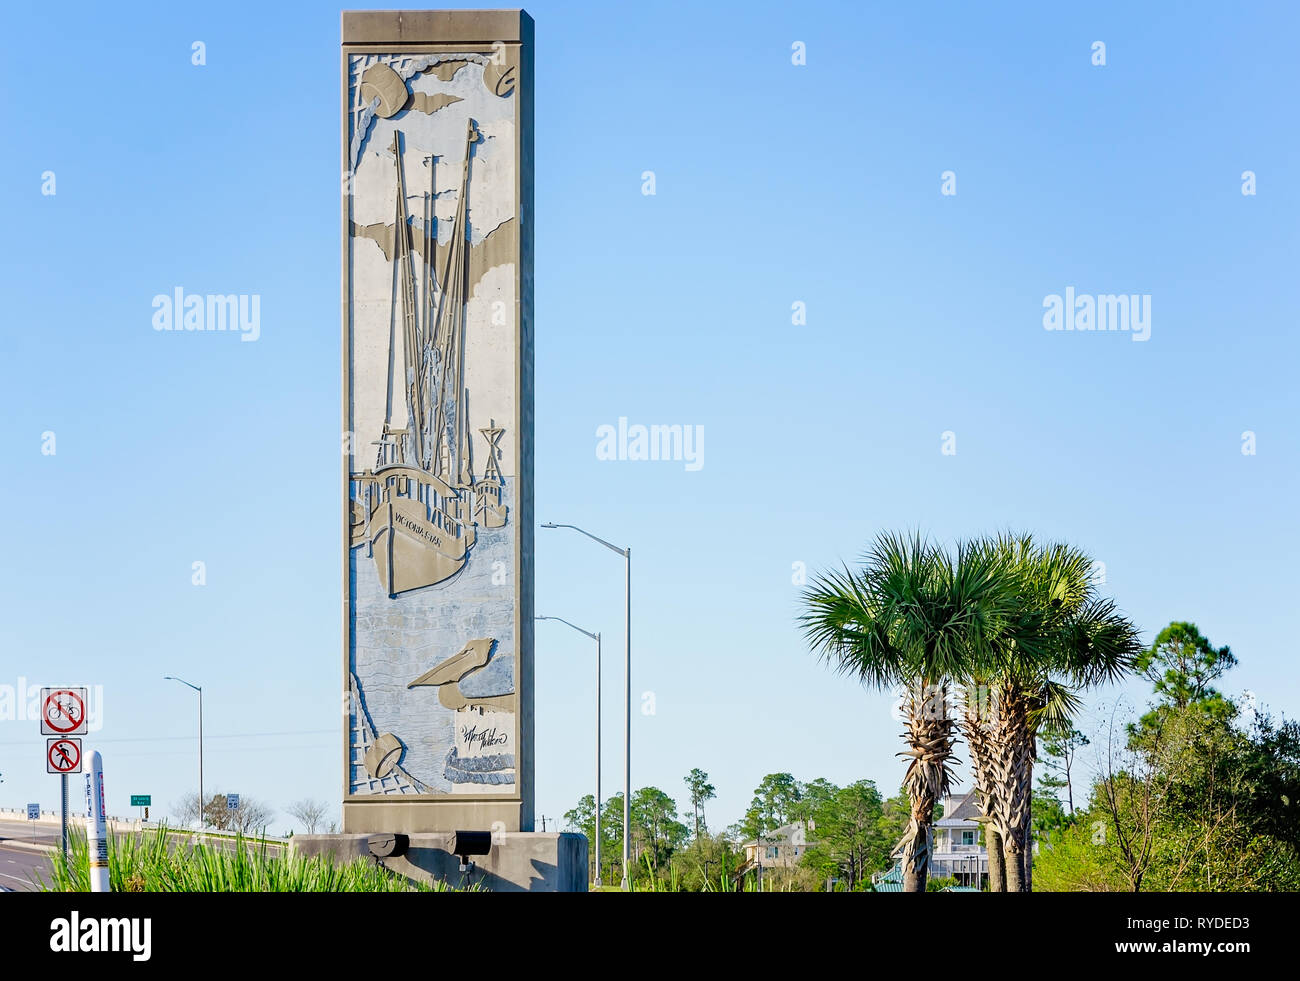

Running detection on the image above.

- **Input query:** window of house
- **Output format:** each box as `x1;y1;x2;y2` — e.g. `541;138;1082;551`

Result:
766;846;779;859
961;830;976;846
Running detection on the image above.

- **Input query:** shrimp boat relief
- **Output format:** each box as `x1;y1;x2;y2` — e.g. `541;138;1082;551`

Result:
350;120;507;597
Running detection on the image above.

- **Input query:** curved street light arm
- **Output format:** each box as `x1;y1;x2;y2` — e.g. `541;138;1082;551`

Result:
536;615;599;642
541;522;628;557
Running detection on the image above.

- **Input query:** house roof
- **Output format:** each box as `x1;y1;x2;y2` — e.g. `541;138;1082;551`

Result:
872;862;904;892
742;821;808;848
872;862;983;892
935;791;985;827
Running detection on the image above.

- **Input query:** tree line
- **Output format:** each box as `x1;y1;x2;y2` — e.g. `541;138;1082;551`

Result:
560;530;1299;893
169;794;333;836
563;616;1299;892
801;532;1300;892
563;767;919;891
1033;622;1300;891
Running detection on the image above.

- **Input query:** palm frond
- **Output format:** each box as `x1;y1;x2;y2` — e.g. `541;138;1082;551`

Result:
1059;596;1144;685
1027;677;1082;732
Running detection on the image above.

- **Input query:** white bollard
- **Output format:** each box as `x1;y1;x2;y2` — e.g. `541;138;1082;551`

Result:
84;750;110;892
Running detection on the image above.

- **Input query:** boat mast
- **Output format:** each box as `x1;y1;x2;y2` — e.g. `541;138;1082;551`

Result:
421;153;437;473
431;119;477;487
390;131;423;465
455;121;476;488
480;419;503;483
375;137;402;469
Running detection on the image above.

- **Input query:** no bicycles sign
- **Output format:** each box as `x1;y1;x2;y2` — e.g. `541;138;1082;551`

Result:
40;688;88;736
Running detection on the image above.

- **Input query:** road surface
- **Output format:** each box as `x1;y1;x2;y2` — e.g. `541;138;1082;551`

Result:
0;819;58;891
0;844;51;892
0;819;59;846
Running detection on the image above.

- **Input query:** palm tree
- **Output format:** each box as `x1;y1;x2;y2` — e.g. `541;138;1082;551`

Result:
962;534;1141;891
800;532;1010;892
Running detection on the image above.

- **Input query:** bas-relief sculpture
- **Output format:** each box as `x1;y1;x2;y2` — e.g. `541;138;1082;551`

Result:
344;38;524;805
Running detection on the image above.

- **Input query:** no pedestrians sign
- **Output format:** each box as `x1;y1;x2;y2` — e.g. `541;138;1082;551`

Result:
46;737;83;774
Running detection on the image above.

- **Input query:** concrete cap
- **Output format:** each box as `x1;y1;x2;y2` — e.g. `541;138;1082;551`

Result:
342;9;533;45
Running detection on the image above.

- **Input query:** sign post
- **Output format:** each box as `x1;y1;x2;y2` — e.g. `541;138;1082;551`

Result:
60;775;68;870
41;687;88;874
27;803;38;842
131;794;151;823
41;691;87;873
48;732;83;864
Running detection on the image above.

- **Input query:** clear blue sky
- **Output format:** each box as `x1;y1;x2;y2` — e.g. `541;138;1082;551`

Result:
1;1;1296;833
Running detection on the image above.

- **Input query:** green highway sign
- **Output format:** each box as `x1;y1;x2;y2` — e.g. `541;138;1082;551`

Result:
130;795;151;807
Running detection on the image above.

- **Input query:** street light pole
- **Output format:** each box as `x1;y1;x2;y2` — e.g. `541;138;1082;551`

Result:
541;522;631;890
164;676;204;829
624;547;630;890
596;629;602;888
536;615;602;887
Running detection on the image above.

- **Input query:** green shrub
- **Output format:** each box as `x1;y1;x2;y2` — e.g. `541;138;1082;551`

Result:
40;825;460;893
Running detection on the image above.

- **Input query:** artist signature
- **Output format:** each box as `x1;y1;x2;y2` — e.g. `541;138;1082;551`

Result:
461;725;509;750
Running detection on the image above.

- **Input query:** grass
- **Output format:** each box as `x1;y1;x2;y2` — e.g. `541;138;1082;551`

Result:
41;825;460;893
141;824;284;845
627;853;771;892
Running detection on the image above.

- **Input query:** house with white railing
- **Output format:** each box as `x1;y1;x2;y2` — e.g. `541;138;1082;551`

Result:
874;792;988;891
930;792;987;888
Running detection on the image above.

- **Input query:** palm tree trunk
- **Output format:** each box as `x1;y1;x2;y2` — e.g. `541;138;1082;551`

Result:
960;687;1005;891
1004;838;1024;892
986;684;1033;891
902;824;930;893
1023;819;1033;891
987;826;1005;892
899;682;956;893
1018;721;1036;891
